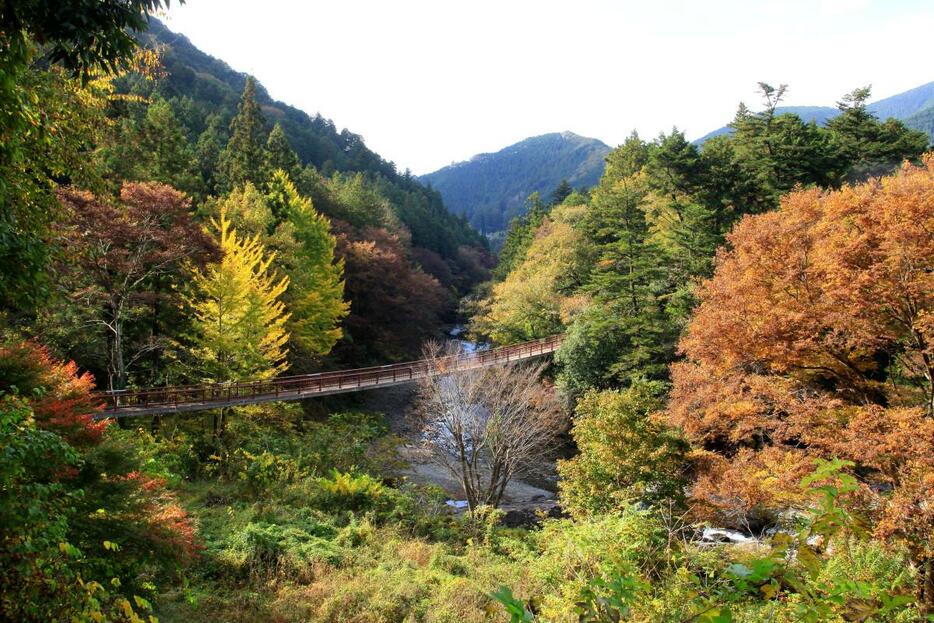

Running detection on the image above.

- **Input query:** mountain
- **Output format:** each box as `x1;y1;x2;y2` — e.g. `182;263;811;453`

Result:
421;132;611;234
867;81;934;119
131;19;486;263
904;105;934;141
695;81;934;144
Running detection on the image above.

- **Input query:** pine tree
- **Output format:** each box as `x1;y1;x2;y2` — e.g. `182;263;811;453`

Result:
196;113;226;194
558;140;673;395
550;179;573;206
136;98;200;195
185;207;290;382
264;122;301;180
729;83;840;200
101;97;200;196
826;86;928;182
265;170;348;356
492;192;550;281
217;77;267;193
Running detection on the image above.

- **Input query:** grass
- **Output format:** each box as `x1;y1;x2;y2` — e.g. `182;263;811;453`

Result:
117;406;921;623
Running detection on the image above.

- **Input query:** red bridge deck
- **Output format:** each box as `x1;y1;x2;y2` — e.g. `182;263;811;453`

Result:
96;335;563;419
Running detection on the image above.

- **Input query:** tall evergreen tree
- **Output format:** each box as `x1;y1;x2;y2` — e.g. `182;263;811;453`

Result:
492;192;550;281
102;97;201;196
185;207;290;382
264;122;301;180
217;77;267;193
729;83;840;201
550;179;573;206
643;130;720;308
196;113;227;195
557;139;673;397
826;86;929;182
138;98;201;195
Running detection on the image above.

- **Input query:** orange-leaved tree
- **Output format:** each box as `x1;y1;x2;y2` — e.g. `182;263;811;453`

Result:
0;337;200;620
668;155;934;611
0;339;107;445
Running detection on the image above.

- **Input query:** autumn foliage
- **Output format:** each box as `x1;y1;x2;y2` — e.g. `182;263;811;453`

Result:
668;155;934;607
334;223;448;362
58;182;218;390
0;339;107;444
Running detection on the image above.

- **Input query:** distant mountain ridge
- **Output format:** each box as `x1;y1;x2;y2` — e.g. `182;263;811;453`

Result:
695;81;934;144
421;132;610;234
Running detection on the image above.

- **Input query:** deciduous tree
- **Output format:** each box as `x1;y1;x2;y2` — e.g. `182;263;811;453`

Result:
334;224;447;362
558;381;689;517
58;182;217;390
667;156;934;610
184;208;290;382
265;170;348;357
414;342;565;511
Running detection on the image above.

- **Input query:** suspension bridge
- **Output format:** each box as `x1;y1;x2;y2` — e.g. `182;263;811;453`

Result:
95;335;563;419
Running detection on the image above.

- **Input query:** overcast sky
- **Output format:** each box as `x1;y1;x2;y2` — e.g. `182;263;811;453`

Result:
163;0;934;175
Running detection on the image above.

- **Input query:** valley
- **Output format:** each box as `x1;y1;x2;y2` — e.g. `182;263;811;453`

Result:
2;3;934;623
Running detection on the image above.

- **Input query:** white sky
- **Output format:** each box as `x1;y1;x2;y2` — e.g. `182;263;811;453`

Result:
163;0;934;175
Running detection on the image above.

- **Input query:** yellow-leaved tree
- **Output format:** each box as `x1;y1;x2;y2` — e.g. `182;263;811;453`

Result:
265;170;349;357
186;208;290;382
472;203;592;343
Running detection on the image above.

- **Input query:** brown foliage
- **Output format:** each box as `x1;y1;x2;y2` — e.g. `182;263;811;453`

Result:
58;182;218;389
333;223;448;362
668;157;934;604
677;156;934;414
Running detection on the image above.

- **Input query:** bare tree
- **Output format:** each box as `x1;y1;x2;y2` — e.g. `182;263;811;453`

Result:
413;341;565;511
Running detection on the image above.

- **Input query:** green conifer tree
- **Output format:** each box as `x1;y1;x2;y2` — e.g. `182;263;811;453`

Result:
264;122;301;180
136;98;200;195
826;86;929;181
217;77;267;193
557;138;672;396
550;179;573;206
196;113;227;194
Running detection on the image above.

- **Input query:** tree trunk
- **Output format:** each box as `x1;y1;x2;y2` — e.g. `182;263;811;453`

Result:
220;407;229;436
109;309;128;391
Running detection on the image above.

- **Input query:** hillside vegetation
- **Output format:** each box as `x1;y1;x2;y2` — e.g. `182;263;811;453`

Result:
696;80;934;144
2;4;934;623
421;132;610;234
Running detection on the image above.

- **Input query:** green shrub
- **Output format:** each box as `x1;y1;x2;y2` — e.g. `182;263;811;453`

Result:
527;508;667;620
223;518;345;580
558;382;689;517
309;469;407;518
298;411;395;475
235;449;306;492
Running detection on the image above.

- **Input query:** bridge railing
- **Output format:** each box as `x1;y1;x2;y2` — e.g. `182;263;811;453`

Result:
97;335;563;414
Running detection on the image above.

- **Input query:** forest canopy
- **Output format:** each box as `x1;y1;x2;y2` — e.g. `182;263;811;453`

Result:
2;2;934;621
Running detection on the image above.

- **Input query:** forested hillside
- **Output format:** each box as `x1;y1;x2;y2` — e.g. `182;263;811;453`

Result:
421;132;610;234
696;80;934;144
135;19;487;272
21;16;492;374
474;81;934;619
427;81;934;242
3;3;934;623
